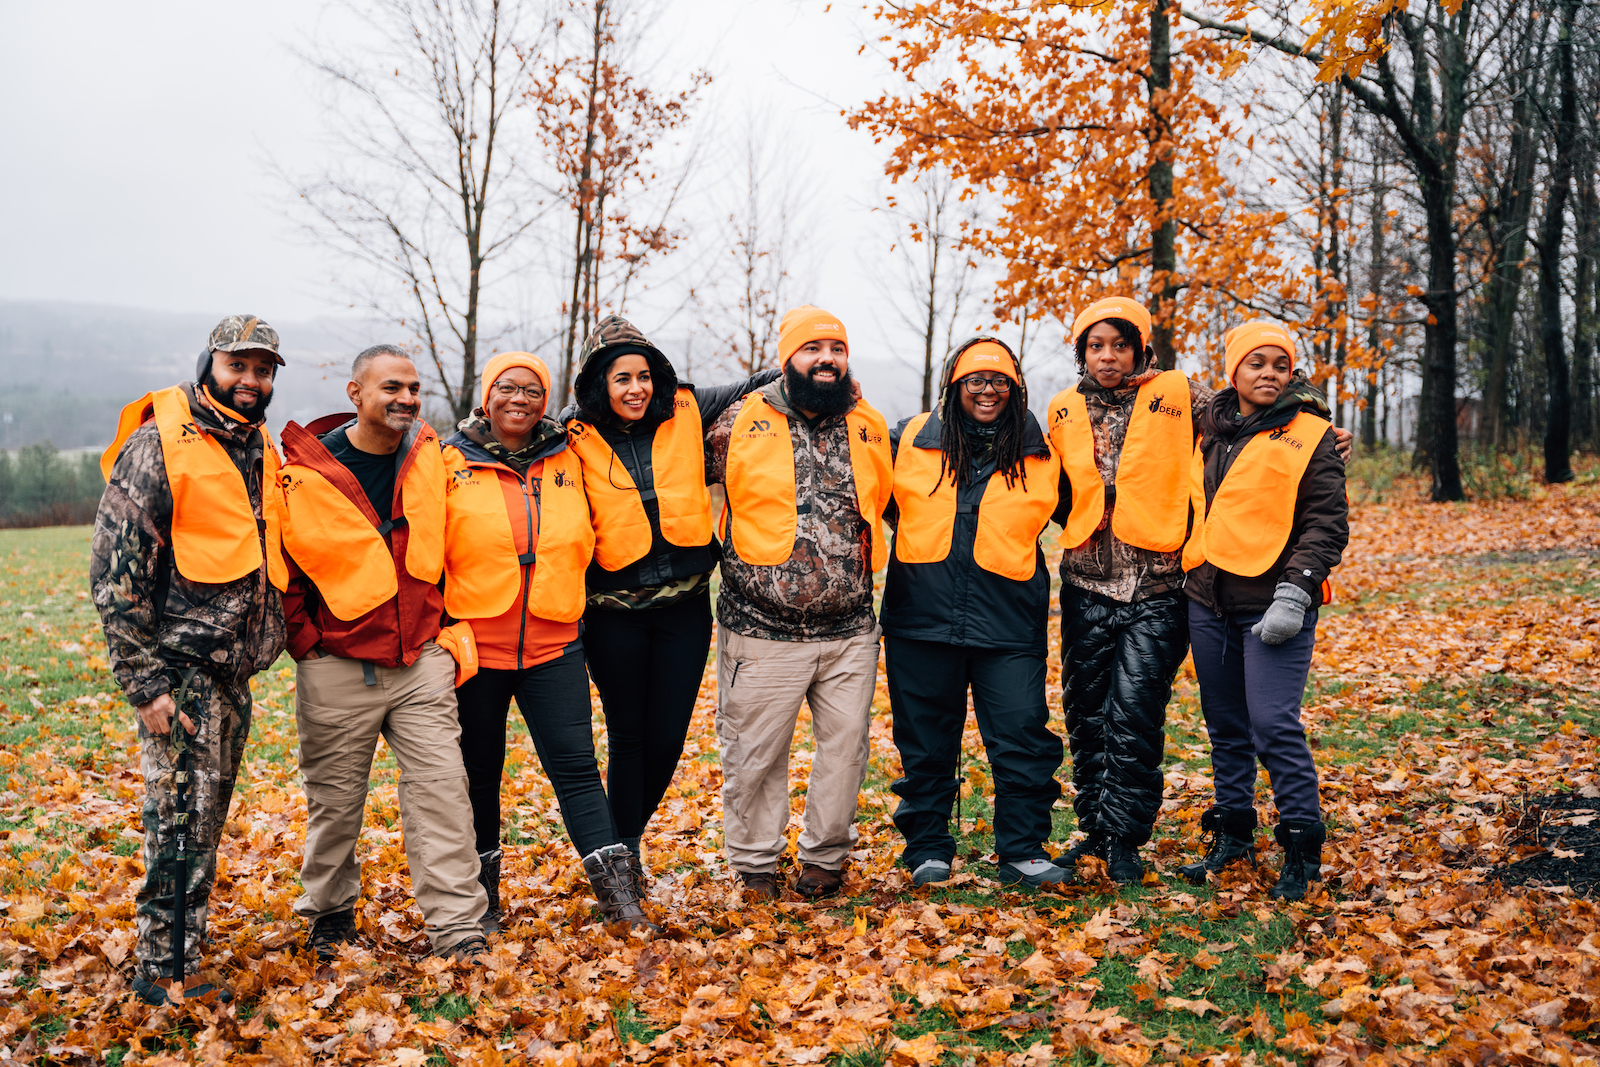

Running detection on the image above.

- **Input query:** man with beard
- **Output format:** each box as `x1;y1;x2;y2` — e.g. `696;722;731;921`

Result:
92;315;290;1004
277;345;489;962
704;306;894;900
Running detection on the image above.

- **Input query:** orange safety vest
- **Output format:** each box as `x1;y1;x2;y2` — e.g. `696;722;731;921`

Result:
720;393;894;570
1182;410;1330;577
566;387;712;571
277;427;447;621
441;444;594;625
102;386;288;590
891;413;1060;581
1048;369;1195;553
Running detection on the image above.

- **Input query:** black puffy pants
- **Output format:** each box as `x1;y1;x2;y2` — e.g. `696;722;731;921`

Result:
1061;586;1188;847
886;636;1063;867
583;590;713;840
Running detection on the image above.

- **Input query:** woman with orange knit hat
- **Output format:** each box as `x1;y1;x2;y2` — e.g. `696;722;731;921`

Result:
1180;323;1347;901
881;338;1066;888
441;351;654;936
1048;301;1349;886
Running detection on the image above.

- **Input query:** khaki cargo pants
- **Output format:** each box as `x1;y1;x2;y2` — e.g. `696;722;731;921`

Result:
715;627;880;873
292;642;485;953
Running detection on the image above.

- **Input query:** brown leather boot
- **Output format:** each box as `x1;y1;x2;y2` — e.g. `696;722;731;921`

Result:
794;863;845;898
740;870;780;902
582;845;660;936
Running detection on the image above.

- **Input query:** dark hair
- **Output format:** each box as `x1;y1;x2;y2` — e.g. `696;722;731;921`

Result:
935;374;1030;492
575;348;677;428
352;343;410;380
1074;317;1152;374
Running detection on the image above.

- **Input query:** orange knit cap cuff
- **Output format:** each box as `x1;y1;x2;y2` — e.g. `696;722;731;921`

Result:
481;351;552;410
778;306;848;367
1071;297;1152;351
949;340;1019;385
1223;322;1296;383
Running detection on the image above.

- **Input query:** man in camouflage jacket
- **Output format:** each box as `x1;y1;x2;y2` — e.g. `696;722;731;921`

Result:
90;316;288;1006
704;306;891;902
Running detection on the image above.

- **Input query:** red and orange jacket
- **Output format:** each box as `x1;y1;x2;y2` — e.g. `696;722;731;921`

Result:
278;414;448;667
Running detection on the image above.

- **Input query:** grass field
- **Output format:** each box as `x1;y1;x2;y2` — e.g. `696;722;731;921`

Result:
3;481;1600;1065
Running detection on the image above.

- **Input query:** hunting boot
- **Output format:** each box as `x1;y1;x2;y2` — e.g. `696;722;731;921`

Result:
1179;807;1258;885
582;844;660;937
1105;838;1146;885
1269;821;1326;902
477;848;503;935
1059;832;1107;868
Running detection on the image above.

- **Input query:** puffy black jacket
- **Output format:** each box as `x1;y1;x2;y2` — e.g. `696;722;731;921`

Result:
880;409;1053;655
563;315;778;590
1184;387;1348;614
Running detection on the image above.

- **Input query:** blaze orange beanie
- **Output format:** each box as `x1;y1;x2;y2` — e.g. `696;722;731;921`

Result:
949;340;1019;385
1071;297;1152;351
778;306;848;367
481;352;552;411
1223;321;1296;384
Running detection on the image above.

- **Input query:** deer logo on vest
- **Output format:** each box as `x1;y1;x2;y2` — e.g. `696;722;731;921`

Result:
857;426;882;444
553;469;574;488
1147;394;1183;419
1267;425;1304;449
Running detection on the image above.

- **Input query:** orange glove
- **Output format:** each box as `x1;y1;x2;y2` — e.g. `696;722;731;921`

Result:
437;621;479;687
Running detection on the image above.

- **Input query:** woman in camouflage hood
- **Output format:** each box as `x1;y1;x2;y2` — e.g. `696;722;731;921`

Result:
565;315;777;886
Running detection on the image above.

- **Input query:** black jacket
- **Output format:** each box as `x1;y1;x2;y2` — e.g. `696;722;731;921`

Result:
880;409;1053;655
1184;387;1349;614
564;314;779;590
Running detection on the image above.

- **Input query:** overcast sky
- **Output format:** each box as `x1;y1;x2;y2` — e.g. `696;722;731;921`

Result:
2;1;1044;418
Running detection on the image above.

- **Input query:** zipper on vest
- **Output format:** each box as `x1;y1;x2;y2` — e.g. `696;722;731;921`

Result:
516;473;535;670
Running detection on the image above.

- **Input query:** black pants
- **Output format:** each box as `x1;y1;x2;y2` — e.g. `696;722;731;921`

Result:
456;647;617;858
886;635;1063;867
1061;586;1189;847
583;590;713;839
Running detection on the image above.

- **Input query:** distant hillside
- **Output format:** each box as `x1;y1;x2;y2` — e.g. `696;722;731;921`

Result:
0;300;374;449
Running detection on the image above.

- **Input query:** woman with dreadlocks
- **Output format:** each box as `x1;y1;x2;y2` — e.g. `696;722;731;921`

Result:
880;337;1067;888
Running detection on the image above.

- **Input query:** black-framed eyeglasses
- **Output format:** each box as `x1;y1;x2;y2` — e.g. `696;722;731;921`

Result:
492;382;546;401
961;375;1013;394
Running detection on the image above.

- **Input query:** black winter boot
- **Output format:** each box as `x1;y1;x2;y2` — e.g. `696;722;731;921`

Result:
477;848;503;934
1269;821;1326;901
1105;839;1145;885
1059;833;1107;867
583;844;661;937
1179;807;1258;885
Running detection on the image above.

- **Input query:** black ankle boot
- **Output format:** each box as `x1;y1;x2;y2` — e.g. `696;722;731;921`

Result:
1269;821;1326;901
1059;832;1106;867
477;848;503;934
1179;807;1258;885
583;844;660;937
1105;839;1145;885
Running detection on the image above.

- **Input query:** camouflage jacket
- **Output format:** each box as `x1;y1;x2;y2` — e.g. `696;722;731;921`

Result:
705;377;877;642
90;382;287;706
1054;370;1215;604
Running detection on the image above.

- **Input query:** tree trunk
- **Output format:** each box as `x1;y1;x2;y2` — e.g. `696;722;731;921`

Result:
560;0;607;402
1540;0;1579;483
922;227;941;412
1574;132;1598;448
1147;0;1177;370
1328;81;1347;431
1363;154;1387;449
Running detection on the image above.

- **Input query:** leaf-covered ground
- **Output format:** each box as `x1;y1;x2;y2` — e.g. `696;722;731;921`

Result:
3;475;1600;1065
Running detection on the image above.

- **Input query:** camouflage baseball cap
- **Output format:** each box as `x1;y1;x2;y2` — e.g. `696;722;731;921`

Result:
207;315;283;365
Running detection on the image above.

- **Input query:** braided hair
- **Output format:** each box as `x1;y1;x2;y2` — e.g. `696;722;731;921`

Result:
934;337;1031;492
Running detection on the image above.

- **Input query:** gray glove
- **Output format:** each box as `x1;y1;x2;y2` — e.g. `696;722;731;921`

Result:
1251;582;1314;646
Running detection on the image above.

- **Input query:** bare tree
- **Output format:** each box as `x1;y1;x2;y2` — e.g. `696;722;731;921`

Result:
290;0;549;420
699;120;813;375
876;170;982;412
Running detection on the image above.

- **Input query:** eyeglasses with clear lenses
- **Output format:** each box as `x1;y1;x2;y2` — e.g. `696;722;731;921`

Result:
961;375;1013;394
492;382;546;400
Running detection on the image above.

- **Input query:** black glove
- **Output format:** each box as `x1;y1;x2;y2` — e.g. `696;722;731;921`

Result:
1251;583;1313;646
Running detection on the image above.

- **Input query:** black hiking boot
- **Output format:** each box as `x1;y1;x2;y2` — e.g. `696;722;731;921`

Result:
307;908;357;962
583;844;660;936
1105;839;1145;885
132;974;234;1007
1269;821;1326;901
477;847;503;934
1059;833;1107;868
1179;807;1258;885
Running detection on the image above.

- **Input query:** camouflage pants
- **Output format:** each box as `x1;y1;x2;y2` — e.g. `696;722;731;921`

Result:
135;669;252;981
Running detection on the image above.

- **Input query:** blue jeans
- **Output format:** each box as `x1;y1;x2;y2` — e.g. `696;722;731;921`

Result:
1186;600;1322;823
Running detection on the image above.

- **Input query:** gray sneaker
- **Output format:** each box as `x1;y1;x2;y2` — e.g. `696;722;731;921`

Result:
911;859;953;886
998;858;1073;887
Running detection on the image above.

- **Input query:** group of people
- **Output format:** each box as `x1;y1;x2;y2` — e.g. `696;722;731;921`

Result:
91;300;1348;1006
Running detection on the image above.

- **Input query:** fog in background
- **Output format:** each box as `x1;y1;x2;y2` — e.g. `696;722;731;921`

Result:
0;1;1071;449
